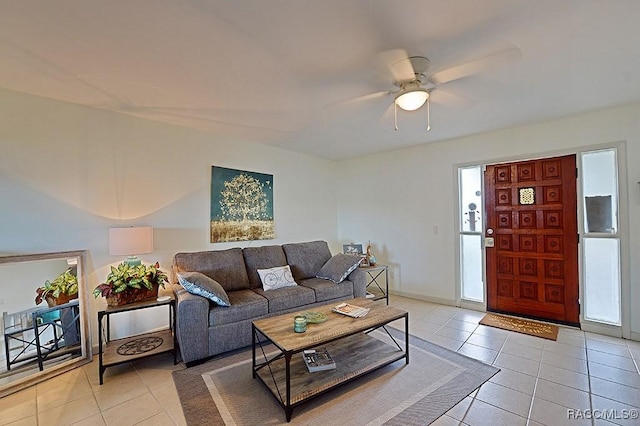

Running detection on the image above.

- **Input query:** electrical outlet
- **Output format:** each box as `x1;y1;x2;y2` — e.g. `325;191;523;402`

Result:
0;298;4;305
389;271;395;279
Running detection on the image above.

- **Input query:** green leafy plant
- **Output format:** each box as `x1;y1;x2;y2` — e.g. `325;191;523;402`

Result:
35;268;79;305
93;261;168;298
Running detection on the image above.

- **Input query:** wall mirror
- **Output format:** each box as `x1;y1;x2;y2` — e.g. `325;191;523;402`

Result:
0;250;92;398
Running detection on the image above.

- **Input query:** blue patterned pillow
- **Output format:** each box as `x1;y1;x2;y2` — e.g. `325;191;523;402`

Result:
316;254;362;283
177;272;230;306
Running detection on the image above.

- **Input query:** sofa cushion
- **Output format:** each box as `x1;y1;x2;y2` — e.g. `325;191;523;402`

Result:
257;265;298;291
243;245;287;289
316;254;362;283
252;285;316;313
282;241;332;280
177;272;230;306
174;248;250;292
299;277;355;302
209;290;268;326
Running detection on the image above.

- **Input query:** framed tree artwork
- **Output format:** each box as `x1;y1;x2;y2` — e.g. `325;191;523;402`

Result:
210;166;274;243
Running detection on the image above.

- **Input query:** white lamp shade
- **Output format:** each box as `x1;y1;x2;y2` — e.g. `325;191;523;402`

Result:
395;89;429;111
109;227;153;256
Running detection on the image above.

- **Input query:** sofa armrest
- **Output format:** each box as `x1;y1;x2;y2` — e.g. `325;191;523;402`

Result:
348;267;366;298
171;283;210;364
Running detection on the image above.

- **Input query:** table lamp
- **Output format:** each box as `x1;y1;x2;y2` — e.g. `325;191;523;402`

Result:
108;226;153;266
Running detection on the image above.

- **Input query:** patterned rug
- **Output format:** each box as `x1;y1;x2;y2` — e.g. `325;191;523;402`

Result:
172;328;499;425
480;313;559;340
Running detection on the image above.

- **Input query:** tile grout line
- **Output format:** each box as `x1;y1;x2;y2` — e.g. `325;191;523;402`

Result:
583;338;596;426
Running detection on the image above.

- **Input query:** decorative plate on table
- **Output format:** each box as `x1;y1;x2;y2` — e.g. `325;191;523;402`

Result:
302;311;328;323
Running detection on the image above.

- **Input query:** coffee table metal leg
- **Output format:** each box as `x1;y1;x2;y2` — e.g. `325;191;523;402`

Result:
285;351;293;422
405;313;410;364
251;324;256;378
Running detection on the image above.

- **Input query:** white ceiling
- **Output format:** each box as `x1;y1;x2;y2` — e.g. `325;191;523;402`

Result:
2;1;640;160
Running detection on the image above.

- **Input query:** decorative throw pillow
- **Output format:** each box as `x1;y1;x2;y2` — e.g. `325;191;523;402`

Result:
257;265;298;291
316;254;362;283
177;272;231;307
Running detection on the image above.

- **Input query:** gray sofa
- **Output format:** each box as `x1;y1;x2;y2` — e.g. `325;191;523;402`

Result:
171;240;366;365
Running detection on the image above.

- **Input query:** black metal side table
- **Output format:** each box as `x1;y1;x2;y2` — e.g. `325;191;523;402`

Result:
361;265;389;304
97;297;176;384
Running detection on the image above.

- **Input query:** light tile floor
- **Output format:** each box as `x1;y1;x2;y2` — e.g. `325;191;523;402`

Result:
1;295;639;425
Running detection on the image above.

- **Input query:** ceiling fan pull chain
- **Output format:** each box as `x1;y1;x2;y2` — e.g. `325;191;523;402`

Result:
394;102;399;130
426;98;431;131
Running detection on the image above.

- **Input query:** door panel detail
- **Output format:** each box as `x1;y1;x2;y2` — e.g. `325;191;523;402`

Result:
517;163;536;181
497;256;513;274
519;259;537;276
544;186;562;203
497;235;512;250
544;260;564;278
496;166;511;182
497;213;512;228
519;211;537;228
497;280;513;297
543;211;563;228
545;284;565;304
544;236;563;253
519;235;537;252
520;282;538;300
542;160;561;179
496;189;511;205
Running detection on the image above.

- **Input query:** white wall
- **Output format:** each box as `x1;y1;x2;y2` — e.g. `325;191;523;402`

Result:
0;88;339;343
337;103;640;339
2;87;639;343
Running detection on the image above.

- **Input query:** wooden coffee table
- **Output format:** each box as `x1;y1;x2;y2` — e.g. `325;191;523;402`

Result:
251;298;409;422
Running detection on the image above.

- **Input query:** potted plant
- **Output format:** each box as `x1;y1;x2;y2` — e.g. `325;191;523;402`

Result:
35;268;79;307
93;261;168;306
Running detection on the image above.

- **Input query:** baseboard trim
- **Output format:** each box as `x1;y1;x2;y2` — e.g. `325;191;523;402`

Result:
580;321;622;338
390;290;456;307
460;299;486;312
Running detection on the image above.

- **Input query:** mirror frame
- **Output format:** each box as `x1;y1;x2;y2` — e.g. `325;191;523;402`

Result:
0;250;92;398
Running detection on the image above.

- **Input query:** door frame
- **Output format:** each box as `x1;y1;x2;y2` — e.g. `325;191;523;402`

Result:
454;141;630;338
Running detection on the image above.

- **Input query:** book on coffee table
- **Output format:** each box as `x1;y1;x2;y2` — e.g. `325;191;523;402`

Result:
303;348;336;372
332;302;370;318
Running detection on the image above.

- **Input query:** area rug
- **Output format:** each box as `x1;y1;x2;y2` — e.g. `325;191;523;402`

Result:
480;313;559;340
173;328;499;425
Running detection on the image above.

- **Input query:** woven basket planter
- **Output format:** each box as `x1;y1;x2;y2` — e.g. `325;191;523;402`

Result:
106;284;159;307
45;292;78;308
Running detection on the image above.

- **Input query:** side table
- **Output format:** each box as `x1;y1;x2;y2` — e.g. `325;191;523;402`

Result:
98;297;177;384
361;265;389;305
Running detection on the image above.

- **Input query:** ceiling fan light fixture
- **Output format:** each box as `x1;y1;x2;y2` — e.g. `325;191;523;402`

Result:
395;86;429;111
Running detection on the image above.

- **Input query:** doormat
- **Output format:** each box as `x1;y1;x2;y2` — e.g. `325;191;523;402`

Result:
480;313;559;340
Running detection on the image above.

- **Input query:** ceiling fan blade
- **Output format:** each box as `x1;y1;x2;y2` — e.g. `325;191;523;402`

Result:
327;90;391;107
377;48;416;83
429;89;474;109
429;47;521;85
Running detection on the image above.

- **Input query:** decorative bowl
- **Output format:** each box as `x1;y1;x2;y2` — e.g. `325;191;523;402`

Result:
302;311;328;324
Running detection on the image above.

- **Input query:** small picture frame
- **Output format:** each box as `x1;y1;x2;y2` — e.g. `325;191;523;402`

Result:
359;255;369;267
343;243;363;255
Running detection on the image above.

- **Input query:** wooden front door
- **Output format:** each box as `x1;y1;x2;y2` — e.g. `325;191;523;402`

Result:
485;155;580;326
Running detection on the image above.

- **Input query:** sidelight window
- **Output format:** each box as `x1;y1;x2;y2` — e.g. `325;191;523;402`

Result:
581;148;621;325
458;166;483;302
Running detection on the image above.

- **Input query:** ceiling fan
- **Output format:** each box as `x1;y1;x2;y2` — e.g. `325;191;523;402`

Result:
349;47;521;131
